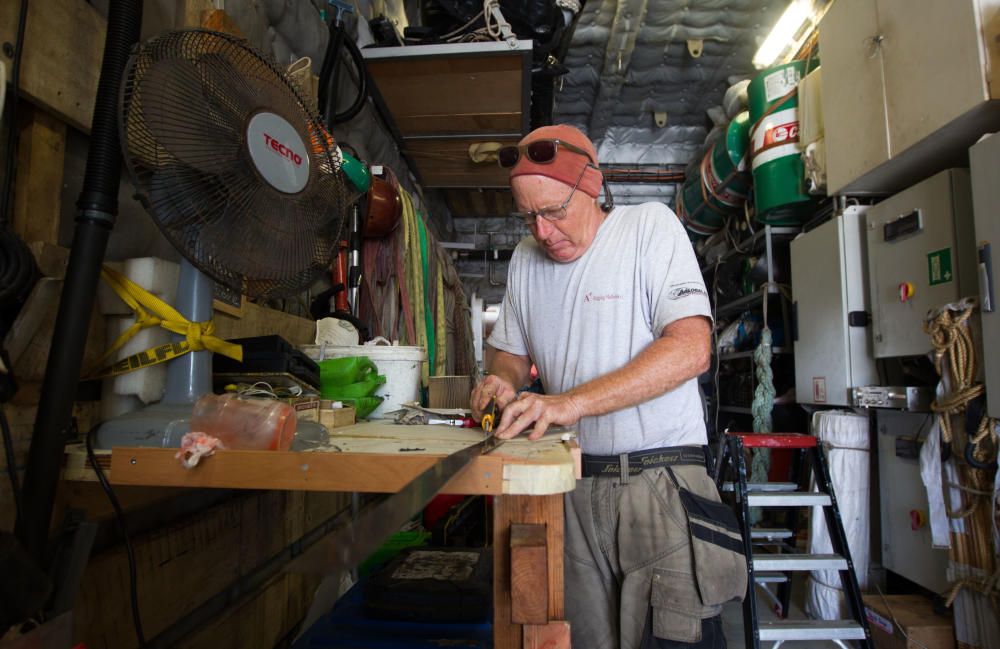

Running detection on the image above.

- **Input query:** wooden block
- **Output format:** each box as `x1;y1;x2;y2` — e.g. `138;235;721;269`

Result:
319;405;356;429
0;0;104;133
13;107;66;245
428;375;472;409
510;523;548;625
494;495;565;649
523;621;571;649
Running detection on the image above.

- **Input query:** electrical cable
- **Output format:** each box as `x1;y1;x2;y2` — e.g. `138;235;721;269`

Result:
1;405;20;522
0;0;30;228
318;17;369;126
86;424;146;648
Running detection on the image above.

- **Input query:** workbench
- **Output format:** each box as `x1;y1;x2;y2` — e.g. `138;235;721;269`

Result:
100;422;581;648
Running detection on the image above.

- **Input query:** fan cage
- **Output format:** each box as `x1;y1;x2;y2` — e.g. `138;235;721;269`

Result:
120;29;350;300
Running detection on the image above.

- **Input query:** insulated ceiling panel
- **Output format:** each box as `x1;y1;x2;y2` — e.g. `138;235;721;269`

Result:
555;0;782;171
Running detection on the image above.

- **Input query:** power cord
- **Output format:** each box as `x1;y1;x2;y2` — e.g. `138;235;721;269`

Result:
85;425;147;648
0;405;20;521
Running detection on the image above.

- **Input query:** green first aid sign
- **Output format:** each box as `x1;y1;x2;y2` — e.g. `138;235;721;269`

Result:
927;248;953;286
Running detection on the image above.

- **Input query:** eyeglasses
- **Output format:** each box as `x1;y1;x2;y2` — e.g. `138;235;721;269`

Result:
497;139;595;168
511;162;592;227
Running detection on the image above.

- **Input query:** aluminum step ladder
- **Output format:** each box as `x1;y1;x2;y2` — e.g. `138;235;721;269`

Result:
714;432;873;649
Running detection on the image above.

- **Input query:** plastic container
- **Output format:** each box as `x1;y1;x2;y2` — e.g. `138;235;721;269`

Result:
190;393;296;451
302;341;426;419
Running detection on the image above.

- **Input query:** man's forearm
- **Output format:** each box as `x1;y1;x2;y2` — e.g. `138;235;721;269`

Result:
565;317;711;419
486;347;532;389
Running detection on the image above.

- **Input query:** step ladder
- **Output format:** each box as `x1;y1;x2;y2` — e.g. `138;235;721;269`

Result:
714;432;873;649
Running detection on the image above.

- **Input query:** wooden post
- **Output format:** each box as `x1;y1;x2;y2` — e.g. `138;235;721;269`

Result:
511;523;548;624
12;106;66;245
494;494;565;649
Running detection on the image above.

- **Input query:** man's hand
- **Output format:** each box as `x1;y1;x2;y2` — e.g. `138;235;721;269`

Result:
470;374;518;420
494;392;584;441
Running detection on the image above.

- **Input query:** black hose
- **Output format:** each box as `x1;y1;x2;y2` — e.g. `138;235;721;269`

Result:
16;0;143;565
317;18;369;127
0;406;20;522
0;228;36;308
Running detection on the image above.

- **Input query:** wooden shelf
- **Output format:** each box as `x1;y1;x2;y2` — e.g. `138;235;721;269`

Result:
700;226;800;274
715;287;784;318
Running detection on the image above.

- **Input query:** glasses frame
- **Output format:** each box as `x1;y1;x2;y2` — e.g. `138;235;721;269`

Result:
511;162;594;227
497;139;596;168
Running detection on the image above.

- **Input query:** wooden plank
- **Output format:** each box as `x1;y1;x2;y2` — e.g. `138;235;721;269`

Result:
428;375;472;408
510;523;548;625
108;425;578;496
493;494;566;649
12;107;66;245
0;0;104;133
175;573;292;649
405;137;519;188
523;621;571;648
366;56;524;135
214;301;315;345
74;497;244;647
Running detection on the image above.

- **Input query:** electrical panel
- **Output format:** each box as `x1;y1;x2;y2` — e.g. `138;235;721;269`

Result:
866;169;978;358
877;410;950;593
969;134;1000;418
792;206;879;405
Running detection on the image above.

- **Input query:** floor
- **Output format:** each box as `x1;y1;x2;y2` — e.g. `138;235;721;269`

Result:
721;575;849;649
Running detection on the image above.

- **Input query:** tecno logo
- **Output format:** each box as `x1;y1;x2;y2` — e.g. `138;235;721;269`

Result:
263;133;303;166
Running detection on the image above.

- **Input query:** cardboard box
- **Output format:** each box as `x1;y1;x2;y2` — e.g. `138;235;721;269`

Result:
282;397;320;422
862;594;954;649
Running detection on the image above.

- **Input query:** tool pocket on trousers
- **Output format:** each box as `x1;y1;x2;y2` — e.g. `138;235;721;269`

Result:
666;467;749;607
650;569;719;643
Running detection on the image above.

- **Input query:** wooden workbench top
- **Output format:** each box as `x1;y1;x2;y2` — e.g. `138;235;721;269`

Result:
104;422;580;496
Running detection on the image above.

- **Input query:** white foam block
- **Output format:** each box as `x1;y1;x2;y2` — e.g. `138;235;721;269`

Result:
96;257;180;315
105;316;170;404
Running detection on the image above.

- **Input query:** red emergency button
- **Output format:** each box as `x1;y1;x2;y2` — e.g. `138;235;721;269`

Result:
910;509;926;530
899;282;915;303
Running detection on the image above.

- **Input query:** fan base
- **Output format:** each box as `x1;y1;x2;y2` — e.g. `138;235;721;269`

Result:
94;402;194;449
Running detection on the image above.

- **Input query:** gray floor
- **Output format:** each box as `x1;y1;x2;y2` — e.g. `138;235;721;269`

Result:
721;575;852;649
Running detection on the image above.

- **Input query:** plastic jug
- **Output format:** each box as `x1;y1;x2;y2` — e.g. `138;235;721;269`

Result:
190;393;296;451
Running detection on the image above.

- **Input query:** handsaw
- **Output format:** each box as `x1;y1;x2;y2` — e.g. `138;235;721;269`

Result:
288;401;504;575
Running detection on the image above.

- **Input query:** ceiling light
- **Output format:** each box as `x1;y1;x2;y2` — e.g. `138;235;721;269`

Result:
753;0;819;69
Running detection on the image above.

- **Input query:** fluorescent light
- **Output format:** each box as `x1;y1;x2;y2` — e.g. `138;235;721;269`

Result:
753;0;816;69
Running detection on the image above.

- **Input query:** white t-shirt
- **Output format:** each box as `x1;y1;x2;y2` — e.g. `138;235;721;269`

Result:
487;202;712;455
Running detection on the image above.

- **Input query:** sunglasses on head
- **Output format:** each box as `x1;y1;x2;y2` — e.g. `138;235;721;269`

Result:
497;139;596;168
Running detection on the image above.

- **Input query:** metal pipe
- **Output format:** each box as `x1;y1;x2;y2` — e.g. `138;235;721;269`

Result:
16;0;143;563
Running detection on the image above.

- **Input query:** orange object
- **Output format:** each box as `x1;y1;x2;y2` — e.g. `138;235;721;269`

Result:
898;281;915;302
190;393;296;451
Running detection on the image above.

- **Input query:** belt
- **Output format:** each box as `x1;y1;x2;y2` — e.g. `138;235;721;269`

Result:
581;445;706;479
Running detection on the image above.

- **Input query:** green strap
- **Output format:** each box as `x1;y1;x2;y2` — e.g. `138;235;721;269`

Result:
416;213;436;376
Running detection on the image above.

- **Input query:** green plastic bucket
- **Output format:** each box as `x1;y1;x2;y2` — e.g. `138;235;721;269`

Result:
678;112;751;239
748;61;813;224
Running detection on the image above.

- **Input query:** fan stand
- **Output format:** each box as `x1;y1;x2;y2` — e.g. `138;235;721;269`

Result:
95;258;214;448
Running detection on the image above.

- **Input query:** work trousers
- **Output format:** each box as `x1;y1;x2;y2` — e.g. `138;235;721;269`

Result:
564;463;728;649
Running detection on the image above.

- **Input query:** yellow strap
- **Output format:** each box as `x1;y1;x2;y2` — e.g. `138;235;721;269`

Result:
88;266;243;378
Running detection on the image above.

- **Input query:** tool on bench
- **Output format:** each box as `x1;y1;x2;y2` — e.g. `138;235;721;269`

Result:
480;395;505;454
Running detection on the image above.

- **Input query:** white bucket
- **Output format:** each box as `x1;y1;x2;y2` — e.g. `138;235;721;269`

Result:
301;340;426;419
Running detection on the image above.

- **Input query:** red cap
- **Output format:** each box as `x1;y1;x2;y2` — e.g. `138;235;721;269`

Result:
509;125;603;199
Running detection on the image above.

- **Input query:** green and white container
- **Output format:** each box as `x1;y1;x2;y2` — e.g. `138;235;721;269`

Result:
678;112;752;239
749;61;813;224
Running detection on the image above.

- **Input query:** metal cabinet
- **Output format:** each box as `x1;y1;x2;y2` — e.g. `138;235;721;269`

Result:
877;410;951;593
819;0;1000;194
865;169;978;358
792;206;878;405
969;133;1000;418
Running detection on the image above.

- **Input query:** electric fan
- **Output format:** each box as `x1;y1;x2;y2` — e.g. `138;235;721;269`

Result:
96;30;350;448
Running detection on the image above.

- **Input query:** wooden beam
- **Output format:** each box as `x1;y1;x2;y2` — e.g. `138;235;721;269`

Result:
0;0;105;133
13;106;66;245
493;494;566;649
523;621;571;648
510;523;549;625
